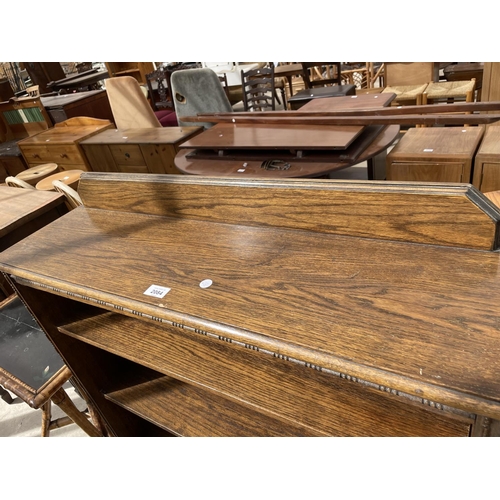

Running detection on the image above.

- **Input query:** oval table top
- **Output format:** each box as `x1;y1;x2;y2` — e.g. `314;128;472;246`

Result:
174;125;400;178
16;163;59;185
35;169;85;191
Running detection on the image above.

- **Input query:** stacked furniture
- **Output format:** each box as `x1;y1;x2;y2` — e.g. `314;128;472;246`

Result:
174;93;399;178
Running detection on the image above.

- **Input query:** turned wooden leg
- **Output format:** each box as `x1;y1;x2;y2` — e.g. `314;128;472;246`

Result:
41;401;52;437
50;387;102;437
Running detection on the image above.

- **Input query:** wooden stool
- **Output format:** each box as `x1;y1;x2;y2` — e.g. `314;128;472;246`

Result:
36;169;84;191
422;79;476;105
0;295;104;437
382;83;429;106
16;163;59;186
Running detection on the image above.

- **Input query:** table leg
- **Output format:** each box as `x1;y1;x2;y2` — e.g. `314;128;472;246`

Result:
50;387;103;437
41;401;52;437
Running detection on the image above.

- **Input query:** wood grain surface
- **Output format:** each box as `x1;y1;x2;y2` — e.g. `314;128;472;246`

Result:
3;199;500;419
3;174;500;435
76;173;500;250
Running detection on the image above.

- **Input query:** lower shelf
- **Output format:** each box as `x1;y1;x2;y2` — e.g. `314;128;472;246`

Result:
103;365;322;437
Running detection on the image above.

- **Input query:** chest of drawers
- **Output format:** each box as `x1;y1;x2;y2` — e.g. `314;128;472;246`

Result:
80;127;203;174
17;118;113;172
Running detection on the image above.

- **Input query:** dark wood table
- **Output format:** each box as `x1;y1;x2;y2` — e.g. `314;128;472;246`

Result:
40;90;114;124
174;93;400;178
47;69;109;92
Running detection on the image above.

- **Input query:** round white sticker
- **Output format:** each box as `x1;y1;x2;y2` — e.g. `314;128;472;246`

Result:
199;279;213;289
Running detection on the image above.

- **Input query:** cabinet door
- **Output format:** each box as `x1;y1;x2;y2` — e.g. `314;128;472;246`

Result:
474;162;500;193
387;162;465;183
141;144;183;174
81;145;117;172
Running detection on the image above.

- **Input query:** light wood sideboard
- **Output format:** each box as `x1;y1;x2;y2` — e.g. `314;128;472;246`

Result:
2;173;500;437
386;126;484;183
80;127;202;174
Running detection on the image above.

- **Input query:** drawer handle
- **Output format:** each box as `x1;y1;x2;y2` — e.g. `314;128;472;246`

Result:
125;153;130;159
32;153;40;158
60;153;68;158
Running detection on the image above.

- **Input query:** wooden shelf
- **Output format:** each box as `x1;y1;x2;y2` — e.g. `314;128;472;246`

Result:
57;307;473;437
103;364;320;437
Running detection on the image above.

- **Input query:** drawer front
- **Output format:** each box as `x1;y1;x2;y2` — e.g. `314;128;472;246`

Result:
109;145;145;166
387;161;465;183
21;144;83;165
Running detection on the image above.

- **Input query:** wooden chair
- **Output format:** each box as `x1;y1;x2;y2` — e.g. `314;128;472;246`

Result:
5;176;35;189
383;62;438;87
301;62;342;88
52;179;83;210
241;67;276;112
381;62;438;107
105;76;162;130
340;62;373;89
267;63;288;107
146;66;174;111
270;63;304;99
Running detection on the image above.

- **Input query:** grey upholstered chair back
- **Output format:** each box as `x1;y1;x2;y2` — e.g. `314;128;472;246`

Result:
171;68;233;129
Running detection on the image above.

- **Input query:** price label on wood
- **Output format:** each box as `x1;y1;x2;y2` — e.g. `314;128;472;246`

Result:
143;284;171;298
